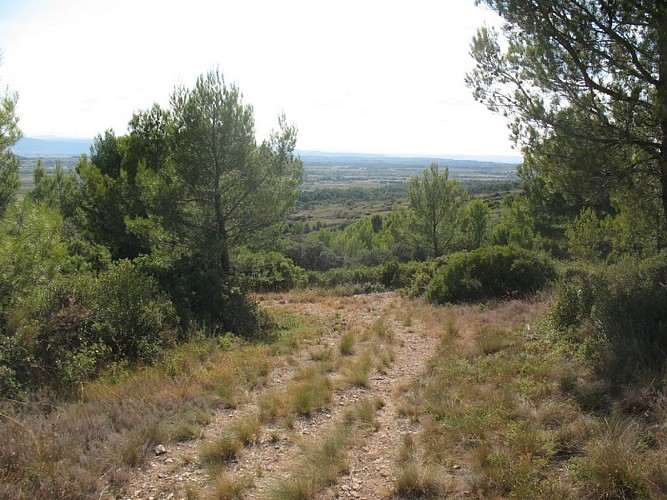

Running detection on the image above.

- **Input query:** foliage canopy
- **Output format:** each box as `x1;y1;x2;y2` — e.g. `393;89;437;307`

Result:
468;1;667;227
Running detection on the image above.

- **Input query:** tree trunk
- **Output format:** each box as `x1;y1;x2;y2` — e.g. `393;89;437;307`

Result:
659;5;667;229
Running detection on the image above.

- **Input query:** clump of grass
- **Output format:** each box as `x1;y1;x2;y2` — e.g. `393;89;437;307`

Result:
575;419;649;499
375;344;395;374
210;471;253;500
199;433;243;465
270;424;350;499
339;330;356;356
229;413;262;445
235;346;271;388
443;314;459;338
342;351;372;387
397;382;422;423
343;396;384;430
167;406;212;441
370;318;395;342
258;388;288;421
476;327;513;355
259;365;334;422
393;434;444;498
289;372;334;415
310;346;334;361
205;363;241;408
394;463;443;498
210;472;253;499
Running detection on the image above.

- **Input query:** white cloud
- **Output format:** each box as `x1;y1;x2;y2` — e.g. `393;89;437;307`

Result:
0;0;514;155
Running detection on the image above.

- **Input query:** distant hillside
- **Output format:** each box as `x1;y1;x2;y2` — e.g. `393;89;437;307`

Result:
13;139;520;187
297;151;520;187
13;137;92;157
297;150;522;167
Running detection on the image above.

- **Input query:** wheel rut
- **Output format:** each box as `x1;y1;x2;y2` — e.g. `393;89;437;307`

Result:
115;292;441;499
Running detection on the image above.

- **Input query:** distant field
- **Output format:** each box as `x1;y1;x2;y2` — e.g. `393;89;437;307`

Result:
299;151;518;188
18;152;519;216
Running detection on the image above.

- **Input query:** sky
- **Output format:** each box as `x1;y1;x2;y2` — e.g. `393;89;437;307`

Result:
0;0;517;157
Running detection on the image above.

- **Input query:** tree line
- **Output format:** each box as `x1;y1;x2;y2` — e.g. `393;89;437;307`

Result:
0;70;302;395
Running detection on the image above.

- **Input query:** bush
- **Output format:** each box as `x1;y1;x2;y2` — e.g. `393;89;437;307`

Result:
425;246;555;304
308;265;384;292
552;253;667;380
232;249;306;292
278;234;345;271
380;259;427;290
1;260;179;393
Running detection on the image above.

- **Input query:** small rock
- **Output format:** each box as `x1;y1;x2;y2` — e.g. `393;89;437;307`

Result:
452;464;461;470
165;457;175;464
154;444;167;456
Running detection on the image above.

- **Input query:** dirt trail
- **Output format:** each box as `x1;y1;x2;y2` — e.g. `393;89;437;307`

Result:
117;292;441;499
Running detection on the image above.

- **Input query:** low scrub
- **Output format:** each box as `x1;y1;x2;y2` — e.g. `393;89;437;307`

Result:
552;253;667;381
0;312;311;498
1;260;178;395
307;266;383;292
233;248;307;292
425;245;555;304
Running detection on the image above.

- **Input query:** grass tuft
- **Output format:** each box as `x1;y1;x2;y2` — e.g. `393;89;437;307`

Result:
210;472;253;499
270;425;350;500
342;351;373;387
229;413;262;445
393;434;444;498
199;433;243;465
339;330;356;356
576;419;649;499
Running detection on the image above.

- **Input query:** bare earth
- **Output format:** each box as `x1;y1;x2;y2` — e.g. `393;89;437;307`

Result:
116;292;442;499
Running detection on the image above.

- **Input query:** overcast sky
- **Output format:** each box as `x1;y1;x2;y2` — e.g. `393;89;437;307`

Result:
0;0;517;157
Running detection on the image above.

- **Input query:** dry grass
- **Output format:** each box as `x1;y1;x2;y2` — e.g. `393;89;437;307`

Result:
269;424;350;500
342;350;373;388
258;364;334;423
339;330;356;356
199;433;244;465
269;395;386;500
343;396;385;430
210;472;253;499
229;413;262;445
393;434;445;498
395;294;667;499
0;309;320;498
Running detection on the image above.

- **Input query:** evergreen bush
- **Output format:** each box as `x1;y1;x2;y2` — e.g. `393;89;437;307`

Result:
425;246;555;304
552;253;667;380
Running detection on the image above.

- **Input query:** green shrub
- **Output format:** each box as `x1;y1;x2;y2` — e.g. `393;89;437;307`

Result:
425;246;555;304
552;253;667;380
2;260;179;394
380;259;426;290
309;265;384;292
233;249;306;292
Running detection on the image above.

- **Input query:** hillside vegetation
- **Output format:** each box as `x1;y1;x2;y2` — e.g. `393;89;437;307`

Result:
2;2;667;497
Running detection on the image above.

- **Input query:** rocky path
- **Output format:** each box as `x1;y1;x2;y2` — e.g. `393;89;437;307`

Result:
116;292;441;499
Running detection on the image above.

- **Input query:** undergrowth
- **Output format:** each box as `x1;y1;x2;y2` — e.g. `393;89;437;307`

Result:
0;309;320;498
394;296;667;498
